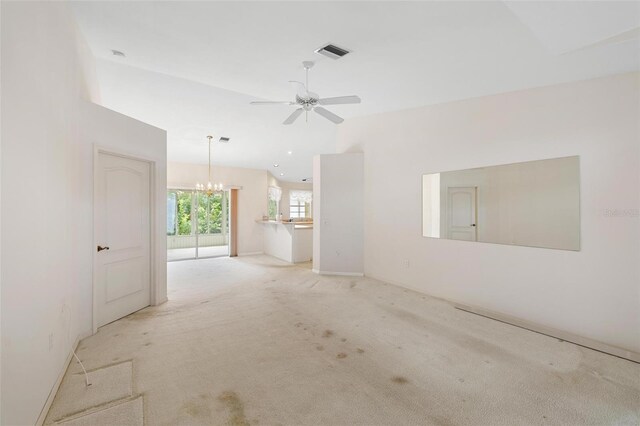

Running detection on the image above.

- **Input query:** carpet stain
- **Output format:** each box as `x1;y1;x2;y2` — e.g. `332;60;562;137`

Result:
182;400;209;418
322;330;334;338
391;376;409;384
341;338;347;342
219;391;249;426
356;348;365;354
316;345;324;351
294;322;303;328
144;342;152;346
201;300;210;304
337;352;348;359
349;281;357;289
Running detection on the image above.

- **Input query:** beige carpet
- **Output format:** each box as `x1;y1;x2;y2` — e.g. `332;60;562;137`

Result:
49;255;640;425
45;361;133;423
56;397;143;426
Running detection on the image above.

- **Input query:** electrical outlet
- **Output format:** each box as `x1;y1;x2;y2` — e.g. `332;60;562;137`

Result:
49;333;54;351
402;259;410;268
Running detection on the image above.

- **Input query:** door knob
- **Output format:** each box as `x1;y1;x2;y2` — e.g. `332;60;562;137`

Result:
470;224;476;227
97;245;110;252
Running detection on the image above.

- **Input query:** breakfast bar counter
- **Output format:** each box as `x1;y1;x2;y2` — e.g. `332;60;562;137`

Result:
257;221;313;263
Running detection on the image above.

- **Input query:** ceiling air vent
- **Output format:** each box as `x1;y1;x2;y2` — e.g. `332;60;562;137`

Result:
219;137;230;143
315;44;350;60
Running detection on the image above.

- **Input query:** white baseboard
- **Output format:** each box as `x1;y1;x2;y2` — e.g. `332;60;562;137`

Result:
36;333;88;425
238;251;264;256
453;302;640;363
312;269;364;277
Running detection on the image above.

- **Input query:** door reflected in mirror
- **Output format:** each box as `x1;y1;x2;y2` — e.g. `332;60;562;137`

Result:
422;156;580;251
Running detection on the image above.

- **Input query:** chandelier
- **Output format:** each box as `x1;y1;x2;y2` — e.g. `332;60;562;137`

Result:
195;135;223;195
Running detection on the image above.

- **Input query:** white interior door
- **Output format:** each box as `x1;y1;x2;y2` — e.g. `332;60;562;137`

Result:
447;187;477;241
95;152;151;327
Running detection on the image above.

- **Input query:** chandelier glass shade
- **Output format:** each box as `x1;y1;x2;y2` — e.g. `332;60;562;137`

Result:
195;135;223;195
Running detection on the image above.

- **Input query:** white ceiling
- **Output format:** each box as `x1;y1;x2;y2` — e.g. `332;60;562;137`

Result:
71;1;640;182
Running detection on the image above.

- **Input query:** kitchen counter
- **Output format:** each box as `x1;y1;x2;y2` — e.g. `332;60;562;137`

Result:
257;220;313;228
257;220;313;263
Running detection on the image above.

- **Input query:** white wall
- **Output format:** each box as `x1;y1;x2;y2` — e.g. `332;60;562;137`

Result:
1;3;167;424
337;72;640;354
167;162;267;255
313;153;364;275
1;2;97;424
79;102;168;308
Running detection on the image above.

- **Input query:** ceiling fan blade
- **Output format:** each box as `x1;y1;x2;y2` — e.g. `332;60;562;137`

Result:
288;80;309;99
318;95;361;106
314;106;344;124
283;108;304;125
250;101;295;105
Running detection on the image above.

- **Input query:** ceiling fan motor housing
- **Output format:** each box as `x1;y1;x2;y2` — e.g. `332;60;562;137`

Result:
296;94;319;111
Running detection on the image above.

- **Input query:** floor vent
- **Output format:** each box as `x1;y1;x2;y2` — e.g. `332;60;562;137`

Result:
315;44;350;60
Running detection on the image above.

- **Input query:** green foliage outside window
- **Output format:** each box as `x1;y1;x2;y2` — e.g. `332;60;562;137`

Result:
268;199;277;219
176;192;192;235
168;190;228;236
197;193;223;234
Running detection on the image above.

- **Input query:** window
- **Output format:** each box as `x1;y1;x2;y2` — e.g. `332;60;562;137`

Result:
268;186;282;220
289;190;312;219
167;192;177;235
197;192;224;234
289;200;311;218
167;190;228;236
268;199;278;220
166;190;195;236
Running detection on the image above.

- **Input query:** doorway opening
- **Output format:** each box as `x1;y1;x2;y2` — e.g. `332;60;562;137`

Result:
167;189;230;261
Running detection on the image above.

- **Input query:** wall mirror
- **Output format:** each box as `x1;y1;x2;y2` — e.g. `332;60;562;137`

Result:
422;156;580;250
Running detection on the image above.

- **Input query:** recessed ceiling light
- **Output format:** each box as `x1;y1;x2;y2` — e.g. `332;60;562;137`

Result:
280;172;285;176
287;151;293;155
111;49;125;57
273;164;279;167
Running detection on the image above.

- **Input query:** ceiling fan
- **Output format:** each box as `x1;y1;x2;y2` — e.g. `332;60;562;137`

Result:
250;61;361;125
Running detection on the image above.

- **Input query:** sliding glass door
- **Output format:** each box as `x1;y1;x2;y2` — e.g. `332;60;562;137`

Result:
167;189;230;261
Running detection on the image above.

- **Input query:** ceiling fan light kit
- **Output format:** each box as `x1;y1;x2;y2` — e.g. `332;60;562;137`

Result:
250;61;361;125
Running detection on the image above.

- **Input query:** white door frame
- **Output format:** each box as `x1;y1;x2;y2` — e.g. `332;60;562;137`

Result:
93;146;157;334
